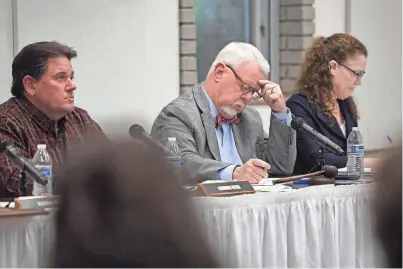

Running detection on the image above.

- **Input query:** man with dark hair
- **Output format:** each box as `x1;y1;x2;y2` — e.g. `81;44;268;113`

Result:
0;41;105;198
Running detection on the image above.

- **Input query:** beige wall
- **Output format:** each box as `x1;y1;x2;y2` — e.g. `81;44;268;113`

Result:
179;0;198;93
280;0;315;92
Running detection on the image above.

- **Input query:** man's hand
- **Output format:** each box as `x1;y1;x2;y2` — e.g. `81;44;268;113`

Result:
258;80;287;113
233;159;271;184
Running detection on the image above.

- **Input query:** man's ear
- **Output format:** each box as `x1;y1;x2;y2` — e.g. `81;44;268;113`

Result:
213;63;226;82
22;75;37;96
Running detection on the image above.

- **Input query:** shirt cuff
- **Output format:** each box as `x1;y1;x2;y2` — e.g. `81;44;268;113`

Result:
272;108;292;126
218;165;237;181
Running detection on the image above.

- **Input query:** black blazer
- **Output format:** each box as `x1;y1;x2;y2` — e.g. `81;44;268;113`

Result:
286;93;358;174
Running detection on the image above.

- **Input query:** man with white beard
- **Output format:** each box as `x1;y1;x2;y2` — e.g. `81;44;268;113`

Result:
151;42;296;184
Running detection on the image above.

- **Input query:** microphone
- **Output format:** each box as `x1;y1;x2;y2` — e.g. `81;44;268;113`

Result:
129;124;173;156
291;117;345;155
273;165;338;185
0;140;48;186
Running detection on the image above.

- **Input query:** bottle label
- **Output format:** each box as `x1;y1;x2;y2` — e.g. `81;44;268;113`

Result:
36;166;52;177
348;145;364;154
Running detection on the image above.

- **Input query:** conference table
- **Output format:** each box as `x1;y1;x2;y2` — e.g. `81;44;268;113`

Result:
194;183;386;268
0;183;386;268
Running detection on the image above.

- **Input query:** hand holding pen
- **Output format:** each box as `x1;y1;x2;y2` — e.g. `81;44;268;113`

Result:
232;156;270;184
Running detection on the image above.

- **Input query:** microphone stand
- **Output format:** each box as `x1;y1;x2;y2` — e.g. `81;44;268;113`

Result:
307;145;326;173
19;165;27;196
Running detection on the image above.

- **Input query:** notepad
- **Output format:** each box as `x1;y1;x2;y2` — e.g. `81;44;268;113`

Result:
251;178;294;192
257;178;282;185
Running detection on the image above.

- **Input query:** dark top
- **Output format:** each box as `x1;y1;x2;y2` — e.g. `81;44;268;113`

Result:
286;93;358;174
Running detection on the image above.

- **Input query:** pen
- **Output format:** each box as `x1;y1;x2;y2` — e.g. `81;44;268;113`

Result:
386;135;393;144
252;154;270;173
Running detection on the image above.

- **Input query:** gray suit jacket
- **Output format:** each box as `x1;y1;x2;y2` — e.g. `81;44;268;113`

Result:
151;84;296;183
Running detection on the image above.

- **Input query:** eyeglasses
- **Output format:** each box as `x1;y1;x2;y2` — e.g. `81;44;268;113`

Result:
337;62;366;80
226;65;263;101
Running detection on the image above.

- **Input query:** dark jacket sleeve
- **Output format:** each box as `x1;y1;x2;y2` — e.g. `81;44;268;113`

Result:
286;97;347;173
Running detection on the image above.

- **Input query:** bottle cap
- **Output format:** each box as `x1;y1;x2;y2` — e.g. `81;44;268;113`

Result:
168;137;176;142
37;144;46;149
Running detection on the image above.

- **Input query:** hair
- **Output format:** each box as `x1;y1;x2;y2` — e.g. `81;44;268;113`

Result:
53;139;217;268
373;143;402;268
206;42;270;78
11;41;77;98
294;33;368;121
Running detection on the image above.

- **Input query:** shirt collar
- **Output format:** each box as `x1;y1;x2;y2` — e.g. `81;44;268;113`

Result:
16;97;66;132
201;83;219;118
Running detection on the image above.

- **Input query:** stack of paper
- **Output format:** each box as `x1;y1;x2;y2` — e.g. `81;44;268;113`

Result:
252;178;294;192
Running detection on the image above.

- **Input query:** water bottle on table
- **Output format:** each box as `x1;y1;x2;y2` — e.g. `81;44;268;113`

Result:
165;137;182;184
32;144;53;196
346;127;364;179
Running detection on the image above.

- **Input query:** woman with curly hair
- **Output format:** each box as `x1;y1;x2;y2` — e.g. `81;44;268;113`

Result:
286;33;378;174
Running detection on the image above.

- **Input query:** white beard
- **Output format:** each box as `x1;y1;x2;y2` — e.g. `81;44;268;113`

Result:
222;105;237;117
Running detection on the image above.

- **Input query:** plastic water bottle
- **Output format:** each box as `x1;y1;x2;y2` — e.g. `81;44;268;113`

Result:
165;137;182;184
32;144;53;196
346;127;364;179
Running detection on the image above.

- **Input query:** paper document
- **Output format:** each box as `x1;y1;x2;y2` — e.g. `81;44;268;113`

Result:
252;184;293;192
200;178;294;192
0;202;14;208
252;178;294;192
256;178;282;185
201;180;223;184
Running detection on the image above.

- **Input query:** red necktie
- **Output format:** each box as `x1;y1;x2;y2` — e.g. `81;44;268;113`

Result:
216;115;240;129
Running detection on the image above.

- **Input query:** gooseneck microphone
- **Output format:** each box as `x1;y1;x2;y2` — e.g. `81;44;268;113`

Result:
291;117;345;155
129;124;173;156
0;140;48;186
273;165;338;185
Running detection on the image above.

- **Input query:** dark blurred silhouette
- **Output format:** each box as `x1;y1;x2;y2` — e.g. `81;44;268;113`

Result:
373;143;402;268
53;139;217;268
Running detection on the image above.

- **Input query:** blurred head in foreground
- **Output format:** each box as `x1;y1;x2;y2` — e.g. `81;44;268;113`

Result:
54;140;216;267
373;143;402;268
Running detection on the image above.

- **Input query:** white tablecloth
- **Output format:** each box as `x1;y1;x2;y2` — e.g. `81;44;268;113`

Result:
0;184;386;268
0;213;55;268
194;184;386;268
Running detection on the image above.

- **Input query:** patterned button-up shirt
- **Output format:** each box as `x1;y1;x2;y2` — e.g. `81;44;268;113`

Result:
0;97;105;198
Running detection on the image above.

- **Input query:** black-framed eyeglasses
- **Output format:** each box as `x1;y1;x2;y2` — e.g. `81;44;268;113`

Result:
337;62;366;80
226;65;263;101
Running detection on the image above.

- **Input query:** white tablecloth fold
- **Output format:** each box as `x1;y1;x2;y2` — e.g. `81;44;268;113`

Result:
0;185;386;268
194;184;386;268
0;213;55;268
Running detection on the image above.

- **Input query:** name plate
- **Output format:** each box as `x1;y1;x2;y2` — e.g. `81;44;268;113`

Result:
14;195;60;210
197;181;255;197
